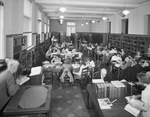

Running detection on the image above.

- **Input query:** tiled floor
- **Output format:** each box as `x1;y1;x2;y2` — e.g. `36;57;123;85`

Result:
43;73;98;117
50;82;97;117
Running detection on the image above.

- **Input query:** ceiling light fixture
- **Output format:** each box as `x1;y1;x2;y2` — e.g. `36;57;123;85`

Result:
60;19;63;24
122;0;130;15
102;17;107;20
122;9;130;15
59;7;67;12
92;20;95;23
81;23;84;26
60;15;64;19
86;22;88;25
102;8;107;21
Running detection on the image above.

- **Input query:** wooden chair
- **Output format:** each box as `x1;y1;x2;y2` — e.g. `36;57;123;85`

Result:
60;69;74;88
43;69;53;85
94;60;101;73
74;67;88;88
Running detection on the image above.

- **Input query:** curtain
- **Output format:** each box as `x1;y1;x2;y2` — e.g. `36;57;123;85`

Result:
0;1;4;59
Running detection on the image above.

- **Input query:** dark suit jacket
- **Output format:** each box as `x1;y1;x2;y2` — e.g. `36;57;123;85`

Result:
0;69;19;111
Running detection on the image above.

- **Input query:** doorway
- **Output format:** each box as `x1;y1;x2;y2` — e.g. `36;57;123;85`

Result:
122;19;128;34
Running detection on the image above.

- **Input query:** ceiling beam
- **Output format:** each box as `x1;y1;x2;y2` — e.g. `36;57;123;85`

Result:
35;0;139;8
49;16;102;21
43;9;117;14
47;13;104;18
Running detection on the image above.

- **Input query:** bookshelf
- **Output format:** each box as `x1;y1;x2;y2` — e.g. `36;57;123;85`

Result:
108;34;150;56
6;34;27;61
35;34;40;62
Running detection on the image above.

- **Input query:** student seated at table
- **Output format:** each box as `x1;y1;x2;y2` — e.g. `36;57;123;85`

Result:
72;60;80;72
73;60;88;79
59;59;74;83
93;68;112;82
45;47;52;59
0;59;20;115
64;56;72;64
134;50;142;59
75;51;83;60
85;57;95;68
65;48;73;59
128;73;150;117
51;55;62;65
111;53;122;68
72;48;76;58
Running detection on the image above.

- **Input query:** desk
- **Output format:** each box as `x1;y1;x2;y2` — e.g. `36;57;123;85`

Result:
87;84;133;117
3;85;52;117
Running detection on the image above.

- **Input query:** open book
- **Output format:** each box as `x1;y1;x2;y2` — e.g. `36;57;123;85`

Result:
124;104;141;117
98;98;112;109
124;97;143;117
16;75;30;85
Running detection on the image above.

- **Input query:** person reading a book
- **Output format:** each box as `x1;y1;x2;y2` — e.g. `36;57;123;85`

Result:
128;73;150;117
0;59;20;115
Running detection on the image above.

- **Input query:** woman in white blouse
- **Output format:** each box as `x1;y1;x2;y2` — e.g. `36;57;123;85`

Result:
129;73;150;117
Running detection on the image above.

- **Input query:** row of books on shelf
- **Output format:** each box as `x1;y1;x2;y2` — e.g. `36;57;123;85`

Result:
95;80;126;99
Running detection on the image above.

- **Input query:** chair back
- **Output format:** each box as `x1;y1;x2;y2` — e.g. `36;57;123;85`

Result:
94;60;101;72
81;67;88;79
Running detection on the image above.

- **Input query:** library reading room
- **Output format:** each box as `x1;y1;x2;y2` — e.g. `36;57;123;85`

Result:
1;0;150;117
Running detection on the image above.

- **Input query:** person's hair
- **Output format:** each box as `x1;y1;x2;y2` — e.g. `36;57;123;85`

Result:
137;73;150;84
7;59;19;71
100;68;107;74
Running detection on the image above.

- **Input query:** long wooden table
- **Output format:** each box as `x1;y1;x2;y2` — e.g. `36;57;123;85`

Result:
86;84;134;117
3;85;52;117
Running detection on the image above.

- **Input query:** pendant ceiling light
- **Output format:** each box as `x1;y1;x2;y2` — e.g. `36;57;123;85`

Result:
102;8;107;21
59;7;67;12
122;9;130;15
60;19;63;24
102;17;107;20
92;20;95;23
122;0;130;15
60;15;64;19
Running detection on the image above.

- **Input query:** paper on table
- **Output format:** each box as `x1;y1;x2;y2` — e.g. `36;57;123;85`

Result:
29;66;42;76
92;79;104;83
98;98;112;109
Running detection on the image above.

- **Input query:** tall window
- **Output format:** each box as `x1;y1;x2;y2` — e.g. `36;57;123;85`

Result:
0;1;4;58
38;10;42;42
47;19;50;33
44;22;46;33
66;22;76;36
23;0;32;47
